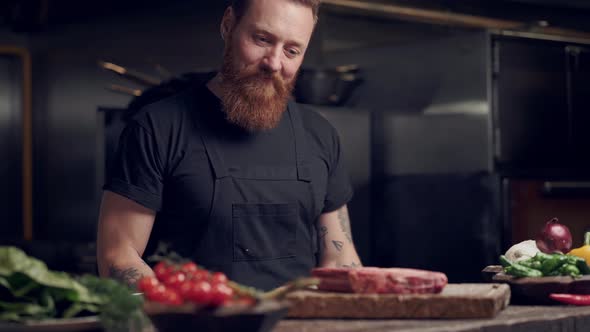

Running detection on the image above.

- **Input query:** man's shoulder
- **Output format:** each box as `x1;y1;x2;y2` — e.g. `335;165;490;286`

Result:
127;72;216;124
129;83;215;137
131;87;194;124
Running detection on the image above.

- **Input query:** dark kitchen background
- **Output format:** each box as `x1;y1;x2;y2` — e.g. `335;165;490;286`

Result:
1;0;590;282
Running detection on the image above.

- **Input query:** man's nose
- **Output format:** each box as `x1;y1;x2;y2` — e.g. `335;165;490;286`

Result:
261;47;282;73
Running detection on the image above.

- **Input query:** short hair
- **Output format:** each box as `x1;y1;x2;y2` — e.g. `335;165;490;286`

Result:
230;0;320;23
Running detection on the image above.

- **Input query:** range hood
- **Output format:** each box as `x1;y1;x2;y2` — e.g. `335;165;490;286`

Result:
322;0;590;41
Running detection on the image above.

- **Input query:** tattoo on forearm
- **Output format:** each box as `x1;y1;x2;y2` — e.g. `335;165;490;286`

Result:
109;264;143;287
337;208;353;243
338;262;360;268
319;225;328;249
332;240;343;252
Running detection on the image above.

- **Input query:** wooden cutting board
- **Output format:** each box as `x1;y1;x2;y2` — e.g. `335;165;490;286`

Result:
285;283;510;319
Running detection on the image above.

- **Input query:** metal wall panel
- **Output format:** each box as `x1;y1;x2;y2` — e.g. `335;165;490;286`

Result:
493;37;569;170
0;54;23;240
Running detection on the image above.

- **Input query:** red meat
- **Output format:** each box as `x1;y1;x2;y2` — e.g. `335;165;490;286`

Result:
312;267;448;294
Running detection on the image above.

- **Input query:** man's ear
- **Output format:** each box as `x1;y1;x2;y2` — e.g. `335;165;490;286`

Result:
220;7;235;41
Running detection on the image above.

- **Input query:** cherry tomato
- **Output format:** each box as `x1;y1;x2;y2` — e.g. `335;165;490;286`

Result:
189;269;210;281
163;288;183;306
144;284;168;303
187;280;212;305
210;272;228;284
154;261;175;282
210;282;234;306
178;281;193;301
180;261;198;274
137;276;160;293
163;271;187;290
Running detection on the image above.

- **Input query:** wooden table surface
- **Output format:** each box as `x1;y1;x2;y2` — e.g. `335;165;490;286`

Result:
273;305;590;332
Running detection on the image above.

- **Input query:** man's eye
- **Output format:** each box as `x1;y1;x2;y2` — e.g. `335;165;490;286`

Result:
286;48;300;58
255;35;269;43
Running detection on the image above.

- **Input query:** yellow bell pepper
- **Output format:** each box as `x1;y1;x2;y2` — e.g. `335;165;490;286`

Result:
568;232;590;266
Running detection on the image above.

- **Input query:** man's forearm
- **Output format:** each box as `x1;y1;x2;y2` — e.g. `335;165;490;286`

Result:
319;240;362;268
108;260;154;287
318;205;363;268
98;251;154;288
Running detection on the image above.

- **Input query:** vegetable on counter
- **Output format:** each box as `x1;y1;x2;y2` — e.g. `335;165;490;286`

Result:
549;293;590;306
0;246;146;331
141;244;244;308
499;255;543;278
139;260;236;307
568;232;590;266
499;251;590;278
140;244;319;310
535;217;573;254
139;261;319;308
504;240;540;262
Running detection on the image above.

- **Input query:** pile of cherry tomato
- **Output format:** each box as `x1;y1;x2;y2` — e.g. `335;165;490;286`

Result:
138;261;240;307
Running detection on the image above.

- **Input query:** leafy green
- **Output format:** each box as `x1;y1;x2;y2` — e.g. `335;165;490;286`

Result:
0;275;12;293
8;273;40;297
0;246;148;331
78;274;148;331
0;247;96;303
0;300;53;318
62;302;100;319
0;312;20;321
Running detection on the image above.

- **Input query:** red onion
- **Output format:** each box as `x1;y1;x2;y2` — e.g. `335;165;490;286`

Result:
535;217;573;254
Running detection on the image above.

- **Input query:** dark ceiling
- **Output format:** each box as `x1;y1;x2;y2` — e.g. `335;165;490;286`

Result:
0;0;227;33
2;0;590;33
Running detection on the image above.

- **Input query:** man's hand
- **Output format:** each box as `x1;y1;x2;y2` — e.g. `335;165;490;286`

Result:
317;205;362;268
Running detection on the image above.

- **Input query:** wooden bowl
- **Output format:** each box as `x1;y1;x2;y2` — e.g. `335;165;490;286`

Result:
482;265;590;305
144;300;290;332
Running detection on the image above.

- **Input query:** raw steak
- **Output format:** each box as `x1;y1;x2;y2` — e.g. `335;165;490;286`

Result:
312;267;448;294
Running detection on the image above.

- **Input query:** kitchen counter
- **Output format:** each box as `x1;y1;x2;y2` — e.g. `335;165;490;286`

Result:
274;305;590;332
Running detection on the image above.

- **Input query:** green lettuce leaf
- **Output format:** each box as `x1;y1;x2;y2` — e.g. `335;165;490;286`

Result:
0;247;100;304
62;302;100;319
0;246;145;328
0;300;53;321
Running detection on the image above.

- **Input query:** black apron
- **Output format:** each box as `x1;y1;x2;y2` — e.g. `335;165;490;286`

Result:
191;102;320;291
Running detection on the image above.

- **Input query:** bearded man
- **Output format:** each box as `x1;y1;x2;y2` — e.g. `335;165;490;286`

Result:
97;0;362;291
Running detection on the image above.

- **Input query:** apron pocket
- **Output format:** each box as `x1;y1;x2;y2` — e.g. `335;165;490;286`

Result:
232;203;297;261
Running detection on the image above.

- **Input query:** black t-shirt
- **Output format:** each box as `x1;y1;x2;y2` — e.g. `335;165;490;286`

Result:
104;84;353;257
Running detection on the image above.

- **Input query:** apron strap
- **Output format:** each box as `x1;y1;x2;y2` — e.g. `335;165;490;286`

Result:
189;92;230;180
287;101;312;183
198;99;308;182
202;138;230;179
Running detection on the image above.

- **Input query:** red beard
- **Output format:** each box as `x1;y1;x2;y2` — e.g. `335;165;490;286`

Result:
219;44;295;132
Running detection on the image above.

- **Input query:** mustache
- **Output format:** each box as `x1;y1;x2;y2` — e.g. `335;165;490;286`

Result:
230;67;288;96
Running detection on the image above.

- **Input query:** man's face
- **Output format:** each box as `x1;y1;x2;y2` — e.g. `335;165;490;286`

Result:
219;0;315;132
